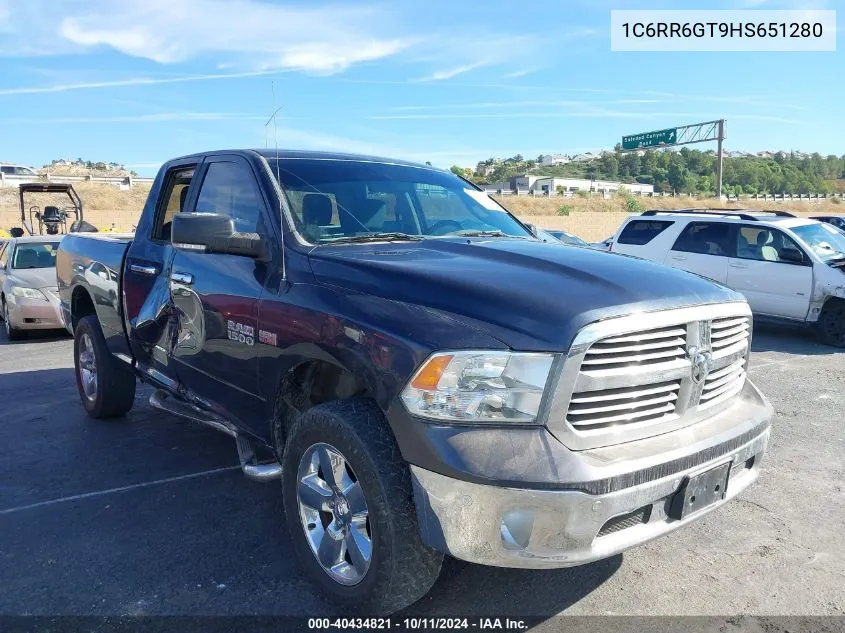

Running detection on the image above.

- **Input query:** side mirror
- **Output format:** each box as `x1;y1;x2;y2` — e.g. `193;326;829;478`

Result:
780;248;804;264
172;212;268;260
525;223;538;237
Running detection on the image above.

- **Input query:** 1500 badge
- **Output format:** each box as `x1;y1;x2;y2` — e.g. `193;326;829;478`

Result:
227;320;255;346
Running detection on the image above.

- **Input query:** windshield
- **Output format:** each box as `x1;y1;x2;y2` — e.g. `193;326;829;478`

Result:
12;242;59;269
267;159;533;244
791;223;845;263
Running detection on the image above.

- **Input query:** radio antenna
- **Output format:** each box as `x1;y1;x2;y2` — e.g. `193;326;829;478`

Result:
265;81;285;279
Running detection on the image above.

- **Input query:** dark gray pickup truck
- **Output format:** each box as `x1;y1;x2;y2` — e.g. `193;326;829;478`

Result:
57;149;773;613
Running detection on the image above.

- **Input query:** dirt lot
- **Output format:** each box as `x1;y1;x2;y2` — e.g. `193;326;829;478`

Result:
0;325;843;622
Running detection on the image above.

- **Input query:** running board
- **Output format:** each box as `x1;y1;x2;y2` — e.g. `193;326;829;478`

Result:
149;389;281;483
236;435;282;482
149;389;237;437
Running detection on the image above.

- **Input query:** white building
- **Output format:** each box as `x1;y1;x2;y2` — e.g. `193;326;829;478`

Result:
533;177;653;195
539;154;569;166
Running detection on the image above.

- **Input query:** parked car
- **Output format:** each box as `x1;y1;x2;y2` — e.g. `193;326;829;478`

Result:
610;209;845;346
592;235;614;251
810;215;845;231
544;229;591;247
0;236;64;339
58;150;772;614
0;164;39;178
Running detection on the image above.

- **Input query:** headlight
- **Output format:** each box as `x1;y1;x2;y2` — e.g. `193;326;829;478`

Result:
10;286;48;300
400;351;554;424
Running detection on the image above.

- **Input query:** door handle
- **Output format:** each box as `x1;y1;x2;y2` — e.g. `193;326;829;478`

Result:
670;255;687;261
129;264;158;276
170;271;194;285
729;262;749;269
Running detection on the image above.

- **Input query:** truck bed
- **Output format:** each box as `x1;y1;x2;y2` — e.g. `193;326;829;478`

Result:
56;232;134;350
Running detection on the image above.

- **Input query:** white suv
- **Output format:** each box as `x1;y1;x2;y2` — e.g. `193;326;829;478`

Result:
610;209;845;347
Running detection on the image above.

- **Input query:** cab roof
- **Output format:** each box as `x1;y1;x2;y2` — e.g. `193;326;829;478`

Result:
166;148;438;171
639;208;818;228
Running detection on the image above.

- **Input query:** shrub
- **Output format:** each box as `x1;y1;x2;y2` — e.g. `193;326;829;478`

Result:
625;194;644;213
557;204;574;216
831;196;841;205
575;190;588;199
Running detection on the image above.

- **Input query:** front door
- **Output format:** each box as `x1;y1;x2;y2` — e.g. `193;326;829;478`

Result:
168;155;273;431
727;225;814;320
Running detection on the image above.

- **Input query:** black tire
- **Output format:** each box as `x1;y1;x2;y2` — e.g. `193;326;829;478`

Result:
2;299;25;341
280;398;443;615
74;315;136;418
816;300;845;348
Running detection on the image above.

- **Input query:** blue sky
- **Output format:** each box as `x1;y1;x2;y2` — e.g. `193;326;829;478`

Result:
0;0;841;176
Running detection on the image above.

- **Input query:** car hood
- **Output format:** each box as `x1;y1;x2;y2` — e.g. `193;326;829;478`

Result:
7;267;58;289
307;238;744;351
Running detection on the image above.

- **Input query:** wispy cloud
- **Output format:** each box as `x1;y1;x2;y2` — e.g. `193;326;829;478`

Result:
0;112;267;124
414;61;489;82
503;67;542;79
1;0;410;74
0;70;285;96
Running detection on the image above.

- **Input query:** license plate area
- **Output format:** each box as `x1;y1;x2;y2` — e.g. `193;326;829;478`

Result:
669;461;731;520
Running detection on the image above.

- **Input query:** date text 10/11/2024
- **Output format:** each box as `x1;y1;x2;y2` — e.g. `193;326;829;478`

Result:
307;617;529;630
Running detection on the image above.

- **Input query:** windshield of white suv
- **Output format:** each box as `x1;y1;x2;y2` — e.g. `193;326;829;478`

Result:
267;158;533;244
792;223;845;263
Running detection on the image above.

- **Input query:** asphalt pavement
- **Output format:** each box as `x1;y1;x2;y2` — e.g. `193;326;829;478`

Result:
1;325;843;619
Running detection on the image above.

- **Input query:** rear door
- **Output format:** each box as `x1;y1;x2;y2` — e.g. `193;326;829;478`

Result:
663;221;732;284
726;224;814;320
168;155;273;430
123;161;197;382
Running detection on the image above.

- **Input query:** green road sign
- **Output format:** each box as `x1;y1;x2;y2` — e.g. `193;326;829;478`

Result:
622;127;678;150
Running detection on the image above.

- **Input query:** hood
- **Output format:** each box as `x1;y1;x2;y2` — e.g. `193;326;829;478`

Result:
308;238;744;351
7;267;58;289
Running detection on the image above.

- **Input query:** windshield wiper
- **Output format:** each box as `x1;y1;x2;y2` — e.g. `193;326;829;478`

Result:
323;232;424;244
452;230;528;239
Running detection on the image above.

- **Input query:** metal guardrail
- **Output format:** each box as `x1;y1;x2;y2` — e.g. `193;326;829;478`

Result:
483;188;845;201
0;173;155;190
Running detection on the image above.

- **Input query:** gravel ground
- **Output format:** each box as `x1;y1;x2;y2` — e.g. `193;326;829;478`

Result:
0;325;843;622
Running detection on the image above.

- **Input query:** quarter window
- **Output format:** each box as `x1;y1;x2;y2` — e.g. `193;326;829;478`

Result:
617;220;674;245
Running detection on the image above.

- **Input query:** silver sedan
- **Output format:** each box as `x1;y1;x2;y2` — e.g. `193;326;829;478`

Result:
0;236;64;340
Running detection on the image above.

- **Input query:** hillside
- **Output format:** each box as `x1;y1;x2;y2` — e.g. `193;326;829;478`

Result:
462;149;845;196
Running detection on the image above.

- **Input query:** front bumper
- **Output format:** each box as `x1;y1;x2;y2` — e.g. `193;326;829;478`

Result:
6;292;64;331
409;381;771;569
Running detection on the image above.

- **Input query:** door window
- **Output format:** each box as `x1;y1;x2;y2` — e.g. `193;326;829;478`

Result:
195;162;264;234
672;222;733;256
0;243;8;268
736;226;806;264
153;166;195;241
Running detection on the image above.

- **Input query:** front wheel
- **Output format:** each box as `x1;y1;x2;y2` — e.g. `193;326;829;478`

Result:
2;300;24;341
816;300;845;348
281;399;443;614
74;315;137;418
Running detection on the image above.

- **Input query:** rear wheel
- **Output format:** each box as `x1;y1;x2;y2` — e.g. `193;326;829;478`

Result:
2;300;24;341
280;399;443;614
816;300;845;348
74;315;136;418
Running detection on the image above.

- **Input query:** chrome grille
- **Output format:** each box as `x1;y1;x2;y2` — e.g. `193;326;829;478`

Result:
580;325;686;369
700;358;746;407
546;303;752;450
711;316;750;357
567;380;680;429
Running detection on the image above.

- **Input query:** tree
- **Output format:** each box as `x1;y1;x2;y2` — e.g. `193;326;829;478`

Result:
450;165;465;176
599;153;619;179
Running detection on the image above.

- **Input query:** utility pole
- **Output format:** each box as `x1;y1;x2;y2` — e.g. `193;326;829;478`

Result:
715;119;726;200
